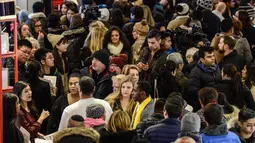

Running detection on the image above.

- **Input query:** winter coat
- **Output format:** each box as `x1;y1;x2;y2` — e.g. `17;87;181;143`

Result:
219;50;245;72
234;36;253;64
3;120;24;143
201;123;241;143
230;123;255;143
187;62;221;111
122;22;136;45
152;8;165;25
241;25;255;61
132;35;146;63
142;5;155;27
99;128;137;143
80;66;114;99
47;95;69;134
144;118;181;143
53;127;100;143
136;113;164;138
176;71;188;99
167;16;189;30
62;27;87;72
214;79;255;110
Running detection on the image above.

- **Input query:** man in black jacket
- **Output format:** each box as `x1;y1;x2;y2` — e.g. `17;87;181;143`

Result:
187;46;221;111
218;35;245;72
80;49;115;99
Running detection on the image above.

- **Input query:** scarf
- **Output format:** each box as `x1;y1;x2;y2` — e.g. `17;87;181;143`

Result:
84;118;105;128
107;42;123;56
131;96;152;129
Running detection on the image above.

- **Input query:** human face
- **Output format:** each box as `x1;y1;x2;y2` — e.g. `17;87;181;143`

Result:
34;21;42;34
111;30;120;45
56;40;68;53
164;37;172;50
133;86;142;102
110;64;122;74
21;85;32;103
129;69;139;84
112;78;120;92
240;118;255;135
30;45;39;59
242;65;247;79
148;37;161;52
18;46;31;63
121;81;133;98
44;52;54;67
69;77;80;95
200;52;215;66
132;30;138;40
21;24;30;38
160;26;166;32
186;55;193;64
218;38;225;53
92;58;106;73
67;9;75;21
61;4;68;15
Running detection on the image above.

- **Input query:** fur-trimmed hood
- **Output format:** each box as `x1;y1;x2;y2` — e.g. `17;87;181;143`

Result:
61;27;86;37
28;12;46;19
53;127;100;143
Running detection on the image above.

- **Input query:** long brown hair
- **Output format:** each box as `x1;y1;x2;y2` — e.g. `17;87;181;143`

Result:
106;110;131;132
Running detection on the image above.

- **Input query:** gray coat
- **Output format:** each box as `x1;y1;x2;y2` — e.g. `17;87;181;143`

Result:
234;37;253;64
141;99;155;122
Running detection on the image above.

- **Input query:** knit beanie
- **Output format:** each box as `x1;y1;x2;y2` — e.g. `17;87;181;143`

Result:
110;54;128;69
197;0;213;10
92;49;110;67
18;10;29;23
186;47;199;57
99;8;110;22
176;3;189;15
181;112;201;132
86;104;105;119
133;20;150;36
47;34;64;48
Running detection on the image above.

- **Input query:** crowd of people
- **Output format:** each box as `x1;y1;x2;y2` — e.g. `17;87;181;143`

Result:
2;0;255;142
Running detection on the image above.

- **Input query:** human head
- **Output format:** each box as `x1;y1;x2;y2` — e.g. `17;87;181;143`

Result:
61;1;73;15
186;48;199;64
176;3;190;16
181;112;201;133
69;70;81;95
122;65;140;84
130;6;144;21
119;76;134;99
110;54;128;74
86;103;105;120
106;110;131;132
17;39;32;64
175;136;196;143
218;35;236;54
161;31;172;50
3;93;20;122
70;14;83;29
164;95;183;118
147;29;161;52
92;49;109;73
68;115;85;127
34;48;54;68
66;6;78;22
237;108;255;136
18;10;29;23
32;1;45;13
25;60;42;82
47;34;67;52
166;52;184;72
133;81;152;103
215;2;226;13
13;81;32;103
99;8;110;22
198;87;218;108
223;0;235;8
199;46;215;67
105;26;123;45
242;64;255;88
197;0;213;10
238;10;251;27
79;76;95;96
221;18;234;33
232;18;243;36
154;98;166;114
204;103;223;125
48;13;60;28
217;92;234;114
222;63;239;79
88;27;106;53
133;20;150;39
18;23;30;39
25;37;40;59
112;74;127;92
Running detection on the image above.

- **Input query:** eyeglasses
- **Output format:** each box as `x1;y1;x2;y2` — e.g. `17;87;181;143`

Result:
46;56;54;60
35;24;42;28
19;49;31;55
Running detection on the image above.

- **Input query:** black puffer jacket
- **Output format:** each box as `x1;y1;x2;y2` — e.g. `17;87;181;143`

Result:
187;62;221;111
99;128;137;143
214;80;255;110
219;50;245;72
62;27;87;73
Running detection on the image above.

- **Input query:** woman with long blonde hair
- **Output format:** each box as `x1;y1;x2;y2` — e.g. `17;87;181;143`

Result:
105;75;137;118
88;27;106;53
99;110;137;143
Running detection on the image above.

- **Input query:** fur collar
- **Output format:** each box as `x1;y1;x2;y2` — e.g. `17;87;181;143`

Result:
28;12;46;19
53;127;99;143
203;122;228;136
62;27;85;36
107;42;124;56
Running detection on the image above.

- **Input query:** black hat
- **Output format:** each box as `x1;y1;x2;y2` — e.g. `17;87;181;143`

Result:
92;49;109;67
